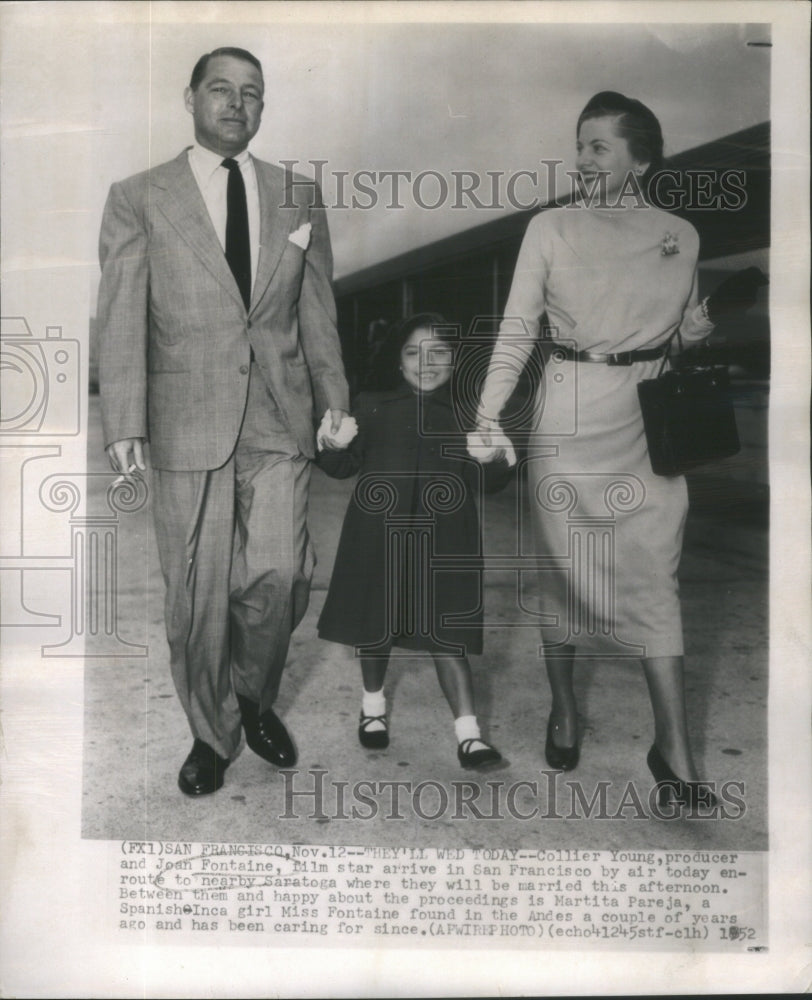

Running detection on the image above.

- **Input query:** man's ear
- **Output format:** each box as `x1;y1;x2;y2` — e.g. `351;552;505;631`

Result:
183;87;195;116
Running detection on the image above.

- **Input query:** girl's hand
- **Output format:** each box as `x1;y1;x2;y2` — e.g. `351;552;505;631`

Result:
467;428;516;467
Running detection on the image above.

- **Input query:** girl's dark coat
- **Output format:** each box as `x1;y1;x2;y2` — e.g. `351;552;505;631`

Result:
316;383;512;655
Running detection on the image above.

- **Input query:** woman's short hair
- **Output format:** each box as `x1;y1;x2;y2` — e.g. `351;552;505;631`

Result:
577;91;664;178
370;312;452;389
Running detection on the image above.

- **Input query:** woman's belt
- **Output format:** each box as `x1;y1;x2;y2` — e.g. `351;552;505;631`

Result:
552;344;668;366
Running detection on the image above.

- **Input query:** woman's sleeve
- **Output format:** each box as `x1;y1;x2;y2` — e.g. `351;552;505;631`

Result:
678;267;716;343
477;213;550;423
315;398;367;479
676;226;714;343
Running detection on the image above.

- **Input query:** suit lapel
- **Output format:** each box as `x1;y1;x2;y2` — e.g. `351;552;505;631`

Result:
251;160;297;312
152;151;245;311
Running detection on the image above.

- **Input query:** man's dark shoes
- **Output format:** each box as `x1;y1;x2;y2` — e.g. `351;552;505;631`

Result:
237;693;297;767
178;739;230;796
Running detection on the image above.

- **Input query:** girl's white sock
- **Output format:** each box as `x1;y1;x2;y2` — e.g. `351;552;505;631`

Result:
362;689;386;731
454;715;481;744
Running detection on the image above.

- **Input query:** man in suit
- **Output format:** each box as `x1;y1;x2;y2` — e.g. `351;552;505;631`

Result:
97;47;349;795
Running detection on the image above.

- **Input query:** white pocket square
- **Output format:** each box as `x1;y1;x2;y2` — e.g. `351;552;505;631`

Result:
288;222;312;250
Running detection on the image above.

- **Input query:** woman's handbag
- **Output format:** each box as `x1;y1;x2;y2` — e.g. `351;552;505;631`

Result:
637;329;740;476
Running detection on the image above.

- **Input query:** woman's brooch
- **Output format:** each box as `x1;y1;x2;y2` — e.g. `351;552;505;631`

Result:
660;231;680;256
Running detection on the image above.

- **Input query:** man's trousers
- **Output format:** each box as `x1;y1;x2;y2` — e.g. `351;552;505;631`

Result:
151;362;314;759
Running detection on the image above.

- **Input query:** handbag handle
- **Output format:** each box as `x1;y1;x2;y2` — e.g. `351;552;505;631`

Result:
657;327;684;377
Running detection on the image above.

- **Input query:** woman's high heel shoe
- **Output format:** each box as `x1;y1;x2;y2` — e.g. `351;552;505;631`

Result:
647;744;718;810
545;716;579;771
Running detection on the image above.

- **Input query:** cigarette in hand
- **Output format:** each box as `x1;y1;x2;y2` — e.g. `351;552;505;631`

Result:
114;465;140;485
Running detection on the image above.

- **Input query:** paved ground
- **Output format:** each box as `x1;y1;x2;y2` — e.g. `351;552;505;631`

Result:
82;396;767;850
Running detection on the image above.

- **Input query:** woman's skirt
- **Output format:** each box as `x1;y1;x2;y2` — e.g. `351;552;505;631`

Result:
525;356;688;659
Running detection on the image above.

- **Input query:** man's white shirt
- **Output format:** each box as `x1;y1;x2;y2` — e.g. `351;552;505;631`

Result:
188;143;260;292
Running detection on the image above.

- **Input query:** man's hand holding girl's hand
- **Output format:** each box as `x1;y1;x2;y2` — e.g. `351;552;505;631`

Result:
317;409;357;451
467;419;517;467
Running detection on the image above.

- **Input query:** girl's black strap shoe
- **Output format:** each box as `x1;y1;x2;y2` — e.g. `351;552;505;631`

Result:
458;738;502;770
358;713;389;749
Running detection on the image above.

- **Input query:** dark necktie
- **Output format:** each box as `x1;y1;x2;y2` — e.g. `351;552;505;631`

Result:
222;158;251;310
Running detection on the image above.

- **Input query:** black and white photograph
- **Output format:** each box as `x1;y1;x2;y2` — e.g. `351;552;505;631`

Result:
0;1;809;996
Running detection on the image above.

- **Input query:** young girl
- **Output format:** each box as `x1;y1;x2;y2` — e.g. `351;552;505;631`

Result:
317;313;513;769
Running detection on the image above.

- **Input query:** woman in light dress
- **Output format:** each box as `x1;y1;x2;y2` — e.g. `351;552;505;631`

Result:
475;92;764;807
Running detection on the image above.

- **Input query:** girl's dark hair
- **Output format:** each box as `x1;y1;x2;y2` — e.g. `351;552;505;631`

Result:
577;91;664;183
369;312;453;390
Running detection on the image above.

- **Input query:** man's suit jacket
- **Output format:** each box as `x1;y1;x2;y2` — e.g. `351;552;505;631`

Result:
97;149;349;470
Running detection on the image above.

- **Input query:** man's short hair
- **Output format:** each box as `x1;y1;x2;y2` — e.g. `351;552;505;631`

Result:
189;47;264;91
